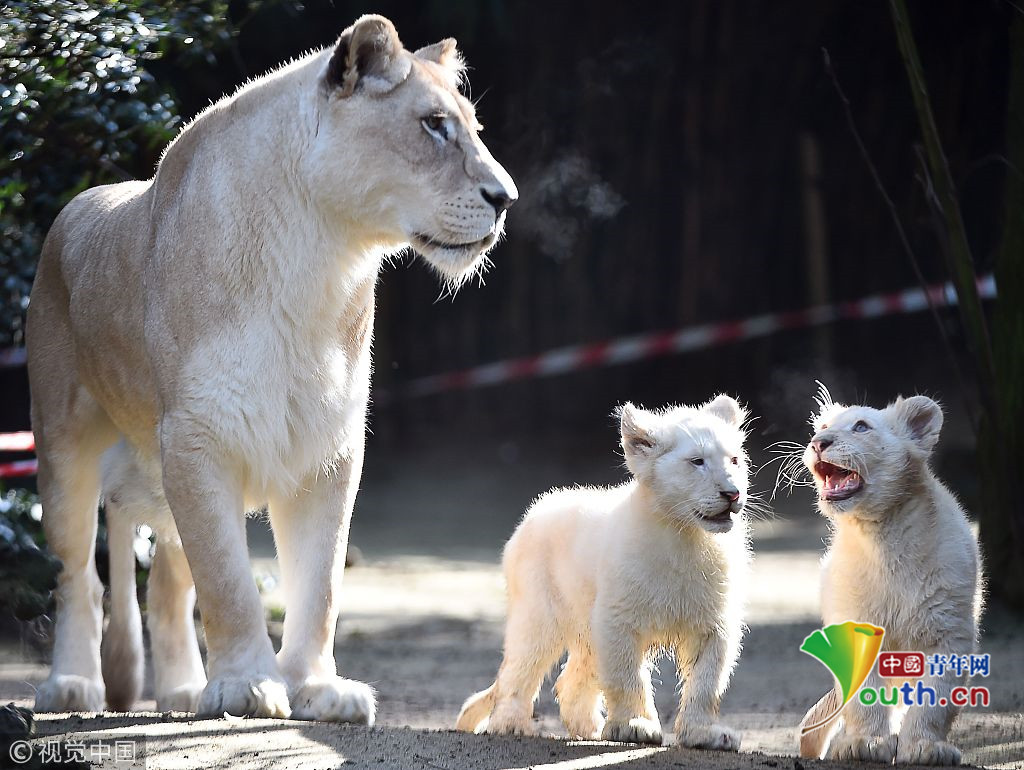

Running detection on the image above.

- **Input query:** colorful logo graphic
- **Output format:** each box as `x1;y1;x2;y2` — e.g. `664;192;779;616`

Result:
799;621;885;734
877;651;925;678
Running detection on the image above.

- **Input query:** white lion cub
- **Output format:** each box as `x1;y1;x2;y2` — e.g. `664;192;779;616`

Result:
799;392;983;766
457;396;751;749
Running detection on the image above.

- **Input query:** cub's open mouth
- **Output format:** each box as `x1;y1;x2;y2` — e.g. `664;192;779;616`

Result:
814;461;864;502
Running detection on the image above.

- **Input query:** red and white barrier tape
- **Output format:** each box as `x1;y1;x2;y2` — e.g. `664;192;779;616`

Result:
0;431;34;452
0;274;998;479
0;431;37;480
389;274;997;400
0;459;37;479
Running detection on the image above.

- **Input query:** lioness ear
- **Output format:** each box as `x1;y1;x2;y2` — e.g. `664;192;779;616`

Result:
617;403;657;455
415;38;459;67
326;15;410;97
414;38;465;87
890;395;943;451
703;394;746;428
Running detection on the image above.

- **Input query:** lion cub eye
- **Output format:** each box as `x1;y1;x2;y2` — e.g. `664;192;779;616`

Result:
852;420;871;433
690;458;705;466
730;457;739;465
422;114;449;142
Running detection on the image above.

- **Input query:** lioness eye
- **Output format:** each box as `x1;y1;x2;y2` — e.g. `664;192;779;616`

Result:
422;114;448;141
691;458;705;466
853;420;871;433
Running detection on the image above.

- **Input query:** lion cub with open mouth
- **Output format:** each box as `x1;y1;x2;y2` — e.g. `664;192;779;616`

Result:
799;391;983;766
457;395;751;750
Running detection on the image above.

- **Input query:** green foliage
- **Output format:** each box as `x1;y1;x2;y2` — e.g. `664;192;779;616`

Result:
0;488;59;620
0;0;232;347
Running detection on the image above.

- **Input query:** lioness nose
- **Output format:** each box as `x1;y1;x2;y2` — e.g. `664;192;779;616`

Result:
720;489;740;503
481;186;516;215
812;437;833;454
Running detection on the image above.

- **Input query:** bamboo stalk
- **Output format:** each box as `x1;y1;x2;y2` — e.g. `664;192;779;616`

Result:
888;0;996;409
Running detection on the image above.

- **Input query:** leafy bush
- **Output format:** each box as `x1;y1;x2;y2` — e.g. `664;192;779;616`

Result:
0;0;232;348
0;488;59;620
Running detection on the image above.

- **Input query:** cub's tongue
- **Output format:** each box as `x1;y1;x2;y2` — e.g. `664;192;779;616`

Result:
821;465;862;500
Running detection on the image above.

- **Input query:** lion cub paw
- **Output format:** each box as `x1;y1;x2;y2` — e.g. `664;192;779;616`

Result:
487;701;536;736
676;722;741;752
828;733;897;764
35;675;105;713
156;682;205;713
602;717;663;745
197;676;290;719
896;739;961;766
289;676;376;725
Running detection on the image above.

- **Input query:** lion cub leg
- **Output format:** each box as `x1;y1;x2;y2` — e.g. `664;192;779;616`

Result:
895;642;970;766
673;633;740;751
554;645;604;739
486;605;564;736
148;539;207;712
594;610;662;745
825;668;897;763
268;457;375;725
160;421;289;719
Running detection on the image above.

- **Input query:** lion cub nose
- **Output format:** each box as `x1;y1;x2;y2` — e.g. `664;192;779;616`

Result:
812;437;833;455
481;186;517;215
720;489;740;503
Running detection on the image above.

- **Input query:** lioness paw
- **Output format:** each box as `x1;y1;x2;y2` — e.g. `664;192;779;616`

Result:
157;682;205;713
897;739;961;766
35;675;104;713
602;717;663;745
289;676;375;725
828;733;897;764
676;722;741;752
197;676;290;719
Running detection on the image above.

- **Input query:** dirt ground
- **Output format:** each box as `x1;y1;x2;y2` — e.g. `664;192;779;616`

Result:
1;443;1022;769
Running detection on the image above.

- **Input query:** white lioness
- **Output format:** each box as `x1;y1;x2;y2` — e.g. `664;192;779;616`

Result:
457;397;751;750
798;392;983;766
27;14;516;722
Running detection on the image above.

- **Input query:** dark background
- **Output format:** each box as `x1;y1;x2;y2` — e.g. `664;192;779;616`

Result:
1;0;1014;520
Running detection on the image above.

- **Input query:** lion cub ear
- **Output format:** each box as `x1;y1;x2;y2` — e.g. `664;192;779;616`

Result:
889;395;943;452
617;403;657;456
326;15;411;97
702;394;747;428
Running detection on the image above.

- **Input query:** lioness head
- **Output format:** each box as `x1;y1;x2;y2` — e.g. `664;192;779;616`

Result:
619;395;749;533
803;392;943;521
307;15;517;286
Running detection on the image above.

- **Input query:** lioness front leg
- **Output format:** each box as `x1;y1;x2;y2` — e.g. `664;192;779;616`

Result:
160;419;289;718
268;449;375;725
594;612;662;745
674;633;740;751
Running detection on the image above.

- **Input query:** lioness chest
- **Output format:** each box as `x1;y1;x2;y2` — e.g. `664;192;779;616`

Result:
170;293;375;498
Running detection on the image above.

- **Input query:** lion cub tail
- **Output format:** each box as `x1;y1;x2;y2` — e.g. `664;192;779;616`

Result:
798;688;842;759
456;684;497;733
